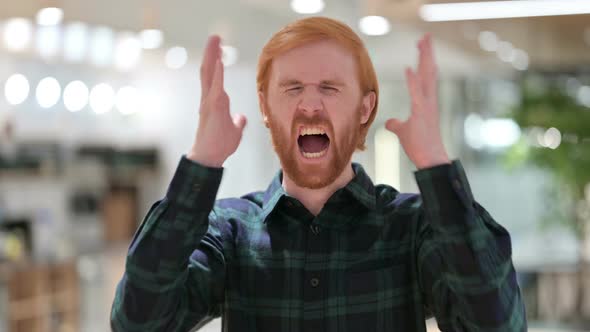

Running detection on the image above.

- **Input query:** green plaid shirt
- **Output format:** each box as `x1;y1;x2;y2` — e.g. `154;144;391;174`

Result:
111;156;526;332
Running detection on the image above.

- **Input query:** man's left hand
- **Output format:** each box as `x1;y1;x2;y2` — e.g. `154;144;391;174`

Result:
385;34;450;169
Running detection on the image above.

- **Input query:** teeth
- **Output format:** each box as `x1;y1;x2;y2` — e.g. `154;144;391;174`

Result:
302;148;328;159
300;127;326;136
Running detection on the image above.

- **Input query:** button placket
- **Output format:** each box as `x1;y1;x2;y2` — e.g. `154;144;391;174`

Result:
303;217;326;330
309;224;321;235
192;183;201;192
310;277;320;287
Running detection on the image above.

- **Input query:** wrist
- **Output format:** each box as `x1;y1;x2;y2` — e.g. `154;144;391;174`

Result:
186;148;224;168
414;153;450;170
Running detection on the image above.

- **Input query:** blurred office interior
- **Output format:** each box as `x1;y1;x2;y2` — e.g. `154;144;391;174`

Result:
0;0;589;331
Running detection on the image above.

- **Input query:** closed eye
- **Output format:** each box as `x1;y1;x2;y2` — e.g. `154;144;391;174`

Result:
286;86;303;93
320;86;339;93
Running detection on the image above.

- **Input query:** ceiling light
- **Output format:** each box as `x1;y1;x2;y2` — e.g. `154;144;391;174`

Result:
36;7;64;26
290;0;325;14
36;25;61;58
4;73;30;105
63;80;89;112
496;41;515;62
511;49;529;71
114;32;142;71
64;22;89;62
478;31;498;52
36;77;61;108
90;83;115;114
89;26;114;67
3;18;33;51
165;46;188;69
420;0;590;22
221;45;238;67
139;29;163;49
359;16;391;36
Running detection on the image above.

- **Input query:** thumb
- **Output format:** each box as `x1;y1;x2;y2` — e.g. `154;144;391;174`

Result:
232;113;247;131
385;118;404;134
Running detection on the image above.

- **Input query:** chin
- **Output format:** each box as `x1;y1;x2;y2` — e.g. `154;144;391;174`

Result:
290;148;343;189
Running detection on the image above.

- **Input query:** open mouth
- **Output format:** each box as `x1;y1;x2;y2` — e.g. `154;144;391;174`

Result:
297;127;330;159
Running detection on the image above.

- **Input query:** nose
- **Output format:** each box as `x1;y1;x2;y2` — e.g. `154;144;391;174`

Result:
297;86;324;114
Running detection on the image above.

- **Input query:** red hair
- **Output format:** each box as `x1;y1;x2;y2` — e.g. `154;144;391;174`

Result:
256;16;379;151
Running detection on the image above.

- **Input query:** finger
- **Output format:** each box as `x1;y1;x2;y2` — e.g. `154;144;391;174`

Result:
417;35;427;76
210;59;225;96
416;36;429;89
385;118;404;134
405;68;424;113
200;35;222;98
232;113;247;131
420;35;438;99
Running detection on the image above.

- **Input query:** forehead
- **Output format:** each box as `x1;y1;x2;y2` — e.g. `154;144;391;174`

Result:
269;39;358;85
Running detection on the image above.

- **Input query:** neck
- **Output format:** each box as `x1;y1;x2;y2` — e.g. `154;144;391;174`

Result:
281;163;356;216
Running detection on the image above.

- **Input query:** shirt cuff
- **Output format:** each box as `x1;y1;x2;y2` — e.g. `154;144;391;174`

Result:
414;160;474;226
165;155;224;211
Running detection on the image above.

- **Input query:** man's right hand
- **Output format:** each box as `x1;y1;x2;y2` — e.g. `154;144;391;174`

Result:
187;35;247;168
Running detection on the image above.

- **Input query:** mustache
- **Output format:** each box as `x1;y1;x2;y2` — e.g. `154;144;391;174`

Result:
291;113;333;133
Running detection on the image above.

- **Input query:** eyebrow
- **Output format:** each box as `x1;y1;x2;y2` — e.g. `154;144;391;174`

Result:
277;78;347;88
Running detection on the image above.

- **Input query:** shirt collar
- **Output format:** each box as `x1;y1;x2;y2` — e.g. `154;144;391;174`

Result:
260;162;376;224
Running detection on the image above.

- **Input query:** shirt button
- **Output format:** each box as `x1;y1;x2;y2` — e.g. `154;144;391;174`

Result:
193;184;201;192
310;277;320;288
285;200;293;208
310;224;320;235
452;179;462;190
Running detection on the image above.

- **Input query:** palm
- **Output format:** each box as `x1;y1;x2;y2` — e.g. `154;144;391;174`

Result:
385;34;449;169
190;36;247;167
197;98;242;157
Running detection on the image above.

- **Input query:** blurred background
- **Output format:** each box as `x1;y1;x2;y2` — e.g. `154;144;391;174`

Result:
0;0;589;331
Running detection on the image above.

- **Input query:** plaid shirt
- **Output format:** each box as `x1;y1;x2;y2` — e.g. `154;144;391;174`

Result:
111;156;526;332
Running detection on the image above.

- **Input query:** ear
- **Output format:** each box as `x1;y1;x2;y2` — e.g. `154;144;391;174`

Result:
258;91;270;128
360;91;376;125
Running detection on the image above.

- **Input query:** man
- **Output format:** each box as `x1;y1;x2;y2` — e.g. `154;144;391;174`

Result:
111;17;526;331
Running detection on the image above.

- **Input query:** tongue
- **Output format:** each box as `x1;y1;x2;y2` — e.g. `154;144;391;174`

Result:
299;135;329;153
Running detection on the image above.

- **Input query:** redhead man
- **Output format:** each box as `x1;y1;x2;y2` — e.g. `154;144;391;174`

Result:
111;17;526;332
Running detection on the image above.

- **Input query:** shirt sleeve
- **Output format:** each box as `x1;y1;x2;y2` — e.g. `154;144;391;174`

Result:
110;156;229;332
414;160;527;331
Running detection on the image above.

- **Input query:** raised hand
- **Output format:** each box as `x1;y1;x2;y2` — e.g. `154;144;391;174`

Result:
187;36;247;167
385;34;450;169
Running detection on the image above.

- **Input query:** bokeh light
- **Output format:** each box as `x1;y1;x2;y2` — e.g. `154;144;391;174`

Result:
3;18;33;51
36;77;61;109
36;7;64;26
165;46;188;69
290;0;325;14
89;83;115;114
359;16;391;36
4;73;30;105
63;80;89;112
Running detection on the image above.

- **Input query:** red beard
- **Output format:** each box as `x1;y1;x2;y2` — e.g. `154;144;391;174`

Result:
266;104;361;189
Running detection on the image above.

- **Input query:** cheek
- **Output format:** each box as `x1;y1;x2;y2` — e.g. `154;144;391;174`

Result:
268;95;296;116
